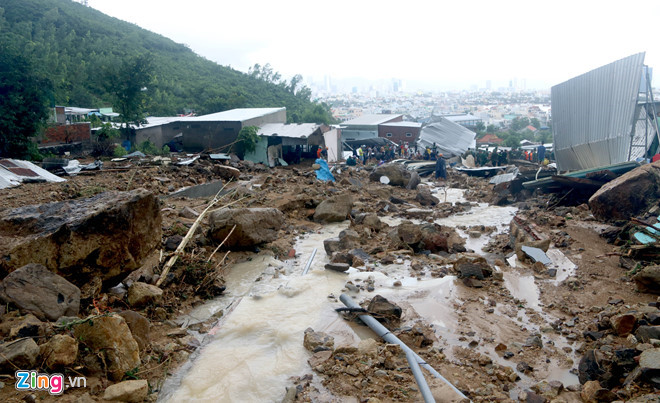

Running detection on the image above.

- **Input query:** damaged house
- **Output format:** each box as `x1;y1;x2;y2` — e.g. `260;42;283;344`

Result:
244;123;330;167
134;107;287;152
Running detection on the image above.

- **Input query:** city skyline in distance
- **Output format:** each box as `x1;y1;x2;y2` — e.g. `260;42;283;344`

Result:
87;0;659;92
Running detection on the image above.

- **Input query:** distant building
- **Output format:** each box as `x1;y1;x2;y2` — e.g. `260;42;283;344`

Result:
440;113;482;130
135;107;286;151
340;114;403;141
476;134;503;145
378;121;422;145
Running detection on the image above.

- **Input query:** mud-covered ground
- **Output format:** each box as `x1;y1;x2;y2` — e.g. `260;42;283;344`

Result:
0;155;657;402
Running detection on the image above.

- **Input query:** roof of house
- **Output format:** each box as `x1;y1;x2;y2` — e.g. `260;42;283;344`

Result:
443;114;481;123
526;125;538;131
477;134;503;144
257;123;321;139
0;159;65;190
342;114;402;126
379;121;422;128
190;107;285;122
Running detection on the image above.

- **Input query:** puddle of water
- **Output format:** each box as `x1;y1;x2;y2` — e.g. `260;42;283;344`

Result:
502;272;540;310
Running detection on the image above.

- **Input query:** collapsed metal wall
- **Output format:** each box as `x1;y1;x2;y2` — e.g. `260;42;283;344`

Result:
551;52;647;171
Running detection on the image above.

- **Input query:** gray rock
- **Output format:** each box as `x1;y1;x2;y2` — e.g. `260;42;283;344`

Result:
178;206;199;219
368;295;402;320
9;314;44;339
303;328;334;352
40;334;78;369
127;282;163;307
118;311;150;352
0;263;80;321
73;315;140;381
635;326;660;343
369;164;411;187
209;207;284;247
103;379;148;402
633;265;660;295
313;195;353;223
323;238;341;255
0;189;162;280
406;171;421;190
324;263;350;272
415;187;439;206
0;338;39;371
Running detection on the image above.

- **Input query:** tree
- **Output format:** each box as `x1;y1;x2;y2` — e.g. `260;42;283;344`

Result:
475;121;486;133
235;125;259;157
103;54;153;137
0;45;51;158
486;124;499;133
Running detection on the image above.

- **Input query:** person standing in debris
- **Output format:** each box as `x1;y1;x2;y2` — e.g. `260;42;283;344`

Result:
538;144;546;162
357;146;364;164
435;153;447;180
316;146;322;160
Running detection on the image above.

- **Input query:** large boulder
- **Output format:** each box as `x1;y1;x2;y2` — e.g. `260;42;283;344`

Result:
369;163;412;187
633;265;660;294
208;208;284;247
0;263;80;321
73;315;141;381
313;195;353;223
0;189;162;281
588;161;660;221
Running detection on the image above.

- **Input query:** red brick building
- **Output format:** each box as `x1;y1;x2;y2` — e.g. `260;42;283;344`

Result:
378;121;422;145
42;123;91;145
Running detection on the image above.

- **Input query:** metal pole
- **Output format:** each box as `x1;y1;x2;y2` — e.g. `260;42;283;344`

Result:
405;349;436;403
339;293;468;400
301;248;317;276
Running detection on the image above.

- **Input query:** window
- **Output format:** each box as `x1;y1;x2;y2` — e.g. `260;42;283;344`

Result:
405;132;412;137
386;133;392;137
172;126;180;130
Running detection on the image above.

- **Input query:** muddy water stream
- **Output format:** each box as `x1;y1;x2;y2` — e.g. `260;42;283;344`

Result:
160;185;580;402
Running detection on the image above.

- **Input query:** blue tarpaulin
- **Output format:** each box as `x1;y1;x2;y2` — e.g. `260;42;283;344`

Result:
315;158;335;182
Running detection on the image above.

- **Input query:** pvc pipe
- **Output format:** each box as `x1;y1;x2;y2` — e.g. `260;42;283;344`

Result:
339;293;468;400
301;248;317;276
405;348;436;403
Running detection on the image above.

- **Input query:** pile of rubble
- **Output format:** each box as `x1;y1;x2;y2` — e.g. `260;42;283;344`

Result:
0;155;658;402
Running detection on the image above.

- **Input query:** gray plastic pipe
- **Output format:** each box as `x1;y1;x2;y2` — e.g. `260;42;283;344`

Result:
339;293;468;401
405;348;436;403
301;248;317;276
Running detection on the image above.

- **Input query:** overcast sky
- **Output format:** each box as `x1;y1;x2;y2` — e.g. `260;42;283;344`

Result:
87;0;659;91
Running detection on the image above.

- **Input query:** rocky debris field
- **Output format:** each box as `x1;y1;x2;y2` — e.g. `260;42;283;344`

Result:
0;155;658;402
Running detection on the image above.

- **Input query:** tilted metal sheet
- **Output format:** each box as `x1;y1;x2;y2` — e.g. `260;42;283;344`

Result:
552;52;645;171
416;118;476;157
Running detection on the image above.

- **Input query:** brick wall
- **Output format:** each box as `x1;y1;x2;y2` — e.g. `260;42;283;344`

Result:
377;125;420;145
42;123;91;145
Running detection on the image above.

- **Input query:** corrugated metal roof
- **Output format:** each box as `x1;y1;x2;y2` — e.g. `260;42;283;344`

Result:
342;114;403;126
379;121;422;128
0;159;66;190
188;107;285;122
257;123;321;138
416;118;476;157
443;114;480;123
551;52;647;171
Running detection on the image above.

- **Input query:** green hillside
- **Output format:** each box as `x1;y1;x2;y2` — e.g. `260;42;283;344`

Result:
0;0;333;123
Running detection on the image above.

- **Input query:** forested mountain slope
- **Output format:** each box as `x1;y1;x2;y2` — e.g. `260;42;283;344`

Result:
0;0;332;123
